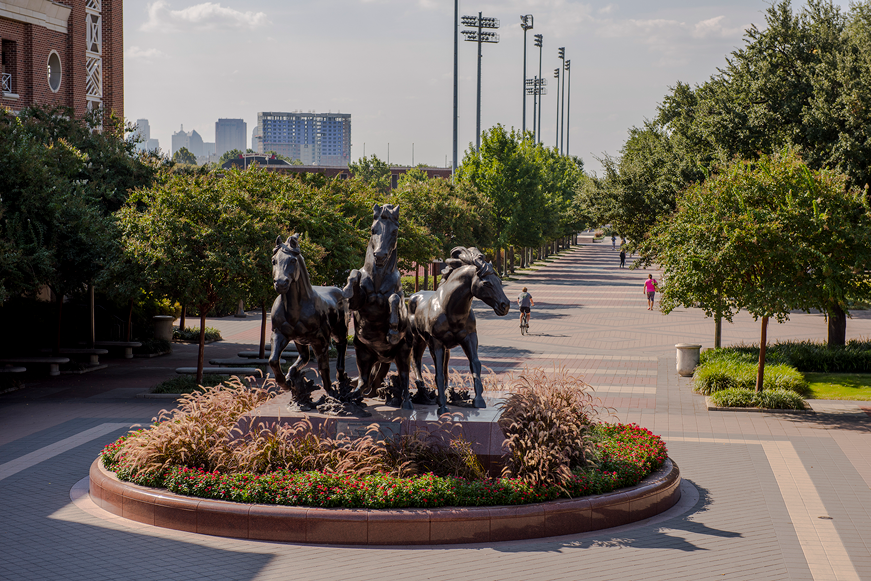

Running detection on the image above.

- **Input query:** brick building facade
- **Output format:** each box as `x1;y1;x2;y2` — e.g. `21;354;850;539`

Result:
0;0;122;121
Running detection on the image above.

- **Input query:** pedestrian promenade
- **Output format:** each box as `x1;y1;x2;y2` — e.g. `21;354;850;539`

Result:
1;241;870;580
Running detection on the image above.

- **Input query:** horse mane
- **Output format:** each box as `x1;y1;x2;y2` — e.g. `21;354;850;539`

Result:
441;246;494;282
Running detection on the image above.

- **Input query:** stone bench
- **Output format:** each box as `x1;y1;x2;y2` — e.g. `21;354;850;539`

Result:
238;350;297;360
0;357;70;376
0;366;26;373
40;348;108;366
94;341;142;359
210;358;271;366
175;367;261;376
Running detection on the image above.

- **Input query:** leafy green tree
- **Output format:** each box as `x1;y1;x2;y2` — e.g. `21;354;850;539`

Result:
173;147;197;165
349;154;391;194
637;148;871;389
118;173;250;382
218;149;244;165
264;151;303;165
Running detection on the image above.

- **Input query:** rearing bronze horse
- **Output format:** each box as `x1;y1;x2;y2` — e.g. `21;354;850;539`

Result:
342;204;414;409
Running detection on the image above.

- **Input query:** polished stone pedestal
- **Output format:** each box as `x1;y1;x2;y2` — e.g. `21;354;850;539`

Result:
237;391;509;472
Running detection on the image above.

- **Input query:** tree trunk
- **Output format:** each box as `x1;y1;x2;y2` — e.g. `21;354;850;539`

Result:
509;247;515;273
179;304;186;333
433;262;439;291
88;282;95;349
54;290;63;356
414;263;419;293
259;301;268;359
423;264;429;291
827;302;847;347
755;316;769;393
714;315;722;349
126;298;134;342
196;307;207;385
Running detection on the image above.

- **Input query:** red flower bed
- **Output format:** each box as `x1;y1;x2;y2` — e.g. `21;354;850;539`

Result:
101;423;667;509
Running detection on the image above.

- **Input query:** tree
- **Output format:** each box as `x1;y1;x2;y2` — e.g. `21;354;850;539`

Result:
173;147;197;165
218;149;244;165
118;173;250;383
349;155;391;194
637;148;871;390
264;151;303;165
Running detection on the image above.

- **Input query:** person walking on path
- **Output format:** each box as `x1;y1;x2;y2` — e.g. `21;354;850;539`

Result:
517;287;534;329
619;249;626;268
611;234;617;249
643;274;657;310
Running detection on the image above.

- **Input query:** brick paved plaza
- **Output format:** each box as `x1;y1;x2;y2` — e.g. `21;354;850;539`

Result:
2;241;871;580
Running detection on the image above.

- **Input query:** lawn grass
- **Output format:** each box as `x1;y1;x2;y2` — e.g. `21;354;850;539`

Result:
804;373;871;400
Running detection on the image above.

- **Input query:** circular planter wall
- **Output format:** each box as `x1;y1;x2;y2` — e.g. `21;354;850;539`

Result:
89;458;681;545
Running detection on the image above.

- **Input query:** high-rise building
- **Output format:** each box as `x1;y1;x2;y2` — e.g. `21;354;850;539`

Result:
215;118;247;157
0;0;123;124
133;119;159;152
254;111;351;166
172;125;205;157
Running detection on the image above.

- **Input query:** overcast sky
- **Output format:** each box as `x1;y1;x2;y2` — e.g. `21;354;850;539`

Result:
124;0;850;174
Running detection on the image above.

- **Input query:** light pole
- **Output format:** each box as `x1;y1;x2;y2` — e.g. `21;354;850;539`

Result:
559;47;566;154
553;67;560;149
520;15;533;135
535;33;543;144
526;77;546;143
565;59;571;157
462;13;500;151
452;0;458;176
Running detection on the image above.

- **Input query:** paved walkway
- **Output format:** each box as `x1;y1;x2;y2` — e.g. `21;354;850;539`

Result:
2;242;871;580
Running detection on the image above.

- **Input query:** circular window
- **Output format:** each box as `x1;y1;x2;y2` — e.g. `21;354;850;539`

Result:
47;51;62;92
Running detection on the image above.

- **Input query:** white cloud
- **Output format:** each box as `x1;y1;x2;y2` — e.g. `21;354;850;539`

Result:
692;15;747;39
141;1;267;32
125;46;167;59
598;4;616;15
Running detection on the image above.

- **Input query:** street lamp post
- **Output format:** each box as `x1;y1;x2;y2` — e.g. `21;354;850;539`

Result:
535;33;543;144
553;68;560;149
565;59;571;157
462;13;500;151
559;47;566;154
520;15;533;135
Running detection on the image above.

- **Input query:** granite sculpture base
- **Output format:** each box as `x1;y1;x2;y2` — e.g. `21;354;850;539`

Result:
235;390;510;474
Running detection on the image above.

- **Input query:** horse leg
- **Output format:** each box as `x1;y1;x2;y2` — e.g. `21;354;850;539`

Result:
387;292;403;345
352;345;377;399
412;336;427;384
372;361;393;404
460;333;486;408
269;330;290;390
395;347;414;411
431;342;448;415
333;326;348;383
313;342;336;398
286;342;311;384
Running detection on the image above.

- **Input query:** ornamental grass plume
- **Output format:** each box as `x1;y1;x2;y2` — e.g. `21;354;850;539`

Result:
498;367;599;487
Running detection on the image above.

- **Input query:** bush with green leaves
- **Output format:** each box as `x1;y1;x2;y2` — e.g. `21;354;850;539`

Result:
710;388;807;410
173;326;222;342
693;354;808;396
701;340;871;373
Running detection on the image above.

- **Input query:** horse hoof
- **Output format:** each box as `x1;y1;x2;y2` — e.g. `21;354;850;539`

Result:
437;405;450;416
387;330;401;345
401;399;414;411
473;396;487;408
386;397;402;407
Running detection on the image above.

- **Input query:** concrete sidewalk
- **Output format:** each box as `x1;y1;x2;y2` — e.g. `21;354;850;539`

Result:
1;241;870;581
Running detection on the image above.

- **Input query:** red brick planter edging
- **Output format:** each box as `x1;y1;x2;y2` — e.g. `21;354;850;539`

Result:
89;457;680;545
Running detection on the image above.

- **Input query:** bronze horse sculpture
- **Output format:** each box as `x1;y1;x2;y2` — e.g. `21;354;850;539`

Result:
409;247;510;415
269;233;348;406
342;204;414;409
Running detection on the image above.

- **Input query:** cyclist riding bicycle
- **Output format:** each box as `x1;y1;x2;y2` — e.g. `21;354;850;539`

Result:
517;287;534;330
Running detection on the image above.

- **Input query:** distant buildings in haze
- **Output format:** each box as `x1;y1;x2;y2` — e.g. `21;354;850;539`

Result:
215;118;247;157
133;119;160;152
172;124;215;162
254;111;351;166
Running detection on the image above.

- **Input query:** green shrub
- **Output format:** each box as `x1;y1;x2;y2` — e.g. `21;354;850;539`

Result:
693;358;808;395
151;374;231;394
173;326;222;342
701;340;871;373
710;388;807;410
133;338;171;355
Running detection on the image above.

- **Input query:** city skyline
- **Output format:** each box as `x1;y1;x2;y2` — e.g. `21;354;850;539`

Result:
124;0;851;174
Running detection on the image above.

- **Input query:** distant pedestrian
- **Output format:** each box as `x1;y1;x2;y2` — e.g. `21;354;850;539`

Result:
619;249;626;268
611;234;617;249
643;274;657;310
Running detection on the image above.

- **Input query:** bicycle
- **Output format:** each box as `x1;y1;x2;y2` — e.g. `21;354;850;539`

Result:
520;311;530;335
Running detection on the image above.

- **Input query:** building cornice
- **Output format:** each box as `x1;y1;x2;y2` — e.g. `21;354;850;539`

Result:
0;0;71;34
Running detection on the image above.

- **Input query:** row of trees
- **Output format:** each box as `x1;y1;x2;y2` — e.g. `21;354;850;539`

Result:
2;106;587;381
578;0;871;356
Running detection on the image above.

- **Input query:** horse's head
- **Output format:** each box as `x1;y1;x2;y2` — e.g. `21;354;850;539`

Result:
272;233;303;293
369;203;399;268
447;247;511;316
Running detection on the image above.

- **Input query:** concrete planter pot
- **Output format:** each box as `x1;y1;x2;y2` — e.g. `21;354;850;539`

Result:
152;315;174;343
675;343;701;377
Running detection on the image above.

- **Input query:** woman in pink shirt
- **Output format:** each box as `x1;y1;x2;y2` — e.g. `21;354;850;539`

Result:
643;274;657;310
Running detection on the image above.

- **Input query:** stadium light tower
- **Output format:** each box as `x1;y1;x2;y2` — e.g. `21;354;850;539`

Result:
520;15;533;135
534;33;543;144
559;47;566;154
565;59;572;156
462;12;500;151
554;67;560;149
